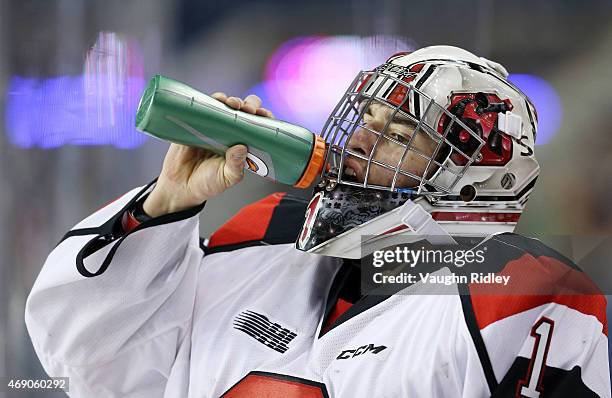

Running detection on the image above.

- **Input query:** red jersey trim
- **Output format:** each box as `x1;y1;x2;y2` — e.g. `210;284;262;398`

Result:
208;192;287;248
322;298;354;334
469;254;608;336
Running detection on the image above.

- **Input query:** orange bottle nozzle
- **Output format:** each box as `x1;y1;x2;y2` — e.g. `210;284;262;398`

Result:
294;135;327;188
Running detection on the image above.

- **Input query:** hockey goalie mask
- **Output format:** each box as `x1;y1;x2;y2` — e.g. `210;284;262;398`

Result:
296;45;540;259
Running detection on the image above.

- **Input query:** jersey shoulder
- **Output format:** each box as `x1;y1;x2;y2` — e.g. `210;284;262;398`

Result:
461;234;610;397
466;233;607;333
204;192;308;253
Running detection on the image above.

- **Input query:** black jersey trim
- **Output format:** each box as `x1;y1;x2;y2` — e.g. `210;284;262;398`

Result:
321;257;438;335
203;193;308;254
321;292;393;335
264;193;308;242
491;234;580;270
319;261;355;338
459;283;499;393
201;239;266;255
491;359;599;397
221;371;329;397
452;232;579;276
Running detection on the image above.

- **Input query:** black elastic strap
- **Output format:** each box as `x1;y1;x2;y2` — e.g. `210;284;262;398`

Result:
130;194;154;223
458;283;498;393
58;179;158;245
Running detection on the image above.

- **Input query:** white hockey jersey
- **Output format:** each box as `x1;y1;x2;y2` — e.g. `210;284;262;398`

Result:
26;183;611;397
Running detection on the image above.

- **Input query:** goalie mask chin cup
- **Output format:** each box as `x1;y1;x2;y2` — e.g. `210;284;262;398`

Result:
297;183;414;253
296;45;540;259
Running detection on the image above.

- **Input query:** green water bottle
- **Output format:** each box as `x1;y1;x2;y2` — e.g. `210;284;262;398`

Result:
135;75;326;188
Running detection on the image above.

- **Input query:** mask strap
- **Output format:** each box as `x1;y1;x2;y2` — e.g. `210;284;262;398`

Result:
400;200;457;245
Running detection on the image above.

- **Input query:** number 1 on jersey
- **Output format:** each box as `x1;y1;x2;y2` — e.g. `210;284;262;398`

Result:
518;317;555;398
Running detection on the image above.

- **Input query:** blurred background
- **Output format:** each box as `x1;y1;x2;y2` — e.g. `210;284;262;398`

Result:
0;0;611;396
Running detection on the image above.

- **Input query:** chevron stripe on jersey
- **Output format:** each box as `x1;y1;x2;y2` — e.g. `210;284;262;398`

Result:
458;234;609;397
466;234;607;335
206;192;308;252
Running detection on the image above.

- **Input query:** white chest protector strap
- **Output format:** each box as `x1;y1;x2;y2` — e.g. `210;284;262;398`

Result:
400;200;457;246
305;198;457;259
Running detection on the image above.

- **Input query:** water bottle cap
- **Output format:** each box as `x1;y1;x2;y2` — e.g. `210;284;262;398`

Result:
294;135;326;188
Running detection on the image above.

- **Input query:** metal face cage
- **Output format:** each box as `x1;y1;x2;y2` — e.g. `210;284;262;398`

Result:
319;65;486;196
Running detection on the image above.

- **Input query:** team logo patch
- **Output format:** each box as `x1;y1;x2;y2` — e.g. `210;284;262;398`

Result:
233;310;297;354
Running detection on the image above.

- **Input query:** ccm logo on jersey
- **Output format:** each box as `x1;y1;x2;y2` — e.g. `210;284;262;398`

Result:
336;344;387;360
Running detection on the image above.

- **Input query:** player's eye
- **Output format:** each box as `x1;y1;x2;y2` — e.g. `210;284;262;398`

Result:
388;131;411;146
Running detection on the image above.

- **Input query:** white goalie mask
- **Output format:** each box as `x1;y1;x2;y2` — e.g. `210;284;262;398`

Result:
296;45;540;259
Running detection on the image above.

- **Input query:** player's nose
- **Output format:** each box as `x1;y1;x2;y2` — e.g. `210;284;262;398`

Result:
346;119;385;158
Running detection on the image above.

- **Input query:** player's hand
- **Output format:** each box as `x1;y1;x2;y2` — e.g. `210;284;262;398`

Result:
143;93;274;217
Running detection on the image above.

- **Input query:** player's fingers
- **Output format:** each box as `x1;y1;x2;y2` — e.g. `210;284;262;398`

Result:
240;95;260;114
226;96;243;110
255;107;274;118
241;103;256;114
211;92;228;102
244;94;262;110
223;144;247;185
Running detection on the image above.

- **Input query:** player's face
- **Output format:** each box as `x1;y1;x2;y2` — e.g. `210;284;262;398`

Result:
345;102;439;188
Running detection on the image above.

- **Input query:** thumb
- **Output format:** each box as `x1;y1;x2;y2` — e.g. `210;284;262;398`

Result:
223;144;248;185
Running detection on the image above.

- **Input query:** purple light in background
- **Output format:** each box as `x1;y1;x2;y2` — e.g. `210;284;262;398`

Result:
6;76;146;149
250;35;415;133
5;31;146;149
508;74;562;145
